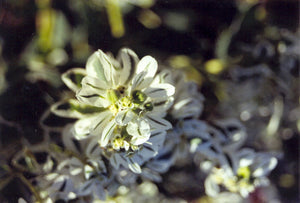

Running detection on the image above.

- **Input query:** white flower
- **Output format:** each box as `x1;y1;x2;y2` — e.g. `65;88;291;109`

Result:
52;48;175;154
205;148;277;198
201;120;277;198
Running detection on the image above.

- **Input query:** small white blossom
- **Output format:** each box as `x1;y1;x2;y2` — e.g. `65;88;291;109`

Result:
52;48;175;155
205;148;277;198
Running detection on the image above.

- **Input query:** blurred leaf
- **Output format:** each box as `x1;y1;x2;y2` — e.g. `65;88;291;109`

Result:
36;7;71;52
105;0;125;38
36;8;55;52
266;97;283;137
163;12;190;32
138;9;161;29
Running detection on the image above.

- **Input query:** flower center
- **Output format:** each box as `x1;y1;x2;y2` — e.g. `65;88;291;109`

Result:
107;87;153;116
110;128;141;152
237;166;251;180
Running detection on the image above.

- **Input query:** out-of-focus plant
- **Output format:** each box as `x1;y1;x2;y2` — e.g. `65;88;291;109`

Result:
22;0;92;87
84;0;157;38
199;3;299;201
21;0;70;87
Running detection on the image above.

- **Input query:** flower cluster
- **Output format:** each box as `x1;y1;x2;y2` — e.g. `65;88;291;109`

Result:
27;48;278;202
51;48;175;173
205;148;277;197
195;120;278;198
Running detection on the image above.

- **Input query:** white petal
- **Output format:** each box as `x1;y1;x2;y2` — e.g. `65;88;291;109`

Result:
224;131;247;152
126;119;149;137
252;155;277;177
138;119;151;136
86;51;106;81
81;75;108;91
86;50;114;86
181;119;210;139
130;71;147;91
240;188;250;198
123;141;130;151
90;110;113;136
18;198;27;203
172;98;203;119
133;56;158;90
145;114;172;131
205;175;220;197
148;130;166;149
51;100;82;119
61;68;86;92
144;83;175;98
138;144;157;161
77;180;94;196
109;153;126;170
73;116;97;139
62;124;80;152
76;83;110;107
198;143;220;160
155;69;173;84
69;157;83;176
126;122;139;135
131;135;150;146
93;181;106;200
136;56;158;76
99;120;116;147
117;48;139;85
115;110;135;126
127;119;151;145
127;157;142;174
85;139;102;159
84;165;95;180
51;176;71;193
138;130;166;161
152;97;174;114
238;148;255;167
